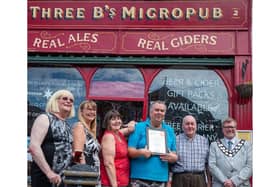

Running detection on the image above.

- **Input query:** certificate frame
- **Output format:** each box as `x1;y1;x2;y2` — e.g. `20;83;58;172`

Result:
146;127;168;155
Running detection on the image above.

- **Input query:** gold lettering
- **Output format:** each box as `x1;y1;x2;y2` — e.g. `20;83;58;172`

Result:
213;8;223;19
146;8;156;19
171;8;183;20
65;8;74;19
159;8;169;20
41;8;51;19
54;8;63;19
186;8;196;19
76;8;85;19
93;7;104;19
199;8;209;20
29;6;40;19
139;8;144;20
122;7;136;19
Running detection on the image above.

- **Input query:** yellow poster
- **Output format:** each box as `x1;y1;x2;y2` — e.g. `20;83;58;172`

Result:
237;130;252;142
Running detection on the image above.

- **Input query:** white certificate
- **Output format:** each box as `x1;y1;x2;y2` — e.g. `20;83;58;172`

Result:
146;128;167;155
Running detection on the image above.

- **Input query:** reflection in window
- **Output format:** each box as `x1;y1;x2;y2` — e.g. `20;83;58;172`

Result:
149;69;228;142
28;67;85;134
90;68;144;98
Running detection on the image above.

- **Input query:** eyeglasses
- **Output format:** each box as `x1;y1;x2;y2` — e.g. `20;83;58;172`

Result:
223;126;236;129
60;97;74;103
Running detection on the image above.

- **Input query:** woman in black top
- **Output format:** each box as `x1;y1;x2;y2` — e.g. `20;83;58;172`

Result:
29;89;75;187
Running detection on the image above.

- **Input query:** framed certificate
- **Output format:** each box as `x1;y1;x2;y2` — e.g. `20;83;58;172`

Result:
146;127;168;155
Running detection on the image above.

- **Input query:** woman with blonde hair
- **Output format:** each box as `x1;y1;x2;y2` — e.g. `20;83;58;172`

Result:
72;102;136;187
72;100;100;167
71;100;101;187
29;89;75;187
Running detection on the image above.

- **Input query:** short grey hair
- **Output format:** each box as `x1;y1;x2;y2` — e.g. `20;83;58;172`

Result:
149;100;166;112
222;117;237;127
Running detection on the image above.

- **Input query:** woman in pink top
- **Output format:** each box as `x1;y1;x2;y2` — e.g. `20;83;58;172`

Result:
100;110;135;187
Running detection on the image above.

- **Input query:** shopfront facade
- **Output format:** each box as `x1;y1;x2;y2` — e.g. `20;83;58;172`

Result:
28;0;252;142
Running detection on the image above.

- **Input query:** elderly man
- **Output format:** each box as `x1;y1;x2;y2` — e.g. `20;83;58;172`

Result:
208;117;252;187
171;115;211;187
128;100;178;187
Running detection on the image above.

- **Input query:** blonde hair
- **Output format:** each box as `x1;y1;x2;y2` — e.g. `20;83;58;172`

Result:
45;89;75;118
78;100;97;138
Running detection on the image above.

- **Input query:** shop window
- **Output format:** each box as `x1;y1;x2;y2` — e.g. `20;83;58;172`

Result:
149;69;228;142
95;100;143;137
89;68;144;98
28;67;86;134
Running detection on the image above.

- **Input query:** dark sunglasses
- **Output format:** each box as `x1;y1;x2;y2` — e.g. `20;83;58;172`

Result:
60;97;74;103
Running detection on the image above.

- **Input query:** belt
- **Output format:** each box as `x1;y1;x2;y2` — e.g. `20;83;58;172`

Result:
132;179;165;186
174;171;204;175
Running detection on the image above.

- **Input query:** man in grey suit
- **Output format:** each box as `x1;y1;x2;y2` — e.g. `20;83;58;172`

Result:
208;117;252;187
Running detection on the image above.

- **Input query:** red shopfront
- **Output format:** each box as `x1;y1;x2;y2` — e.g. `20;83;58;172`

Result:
27;0;252;143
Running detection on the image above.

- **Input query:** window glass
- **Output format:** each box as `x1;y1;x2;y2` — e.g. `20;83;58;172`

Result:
95;100;143;138
90;68;144;98
149;69;228;142
28;67;85;135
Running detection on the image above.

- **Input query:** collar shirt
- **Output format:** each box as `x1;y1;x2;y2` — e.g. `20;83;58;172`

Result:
128;118;177;182
224;137;237;148
171;133;209;173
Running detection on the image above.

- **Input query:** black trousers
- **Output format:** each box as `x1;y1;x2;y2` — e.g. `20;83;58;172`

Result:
171;172;206;187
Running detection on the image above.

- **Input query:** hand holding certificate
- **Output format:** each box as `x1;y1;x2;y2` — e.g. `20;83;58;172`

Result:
146;128;167;155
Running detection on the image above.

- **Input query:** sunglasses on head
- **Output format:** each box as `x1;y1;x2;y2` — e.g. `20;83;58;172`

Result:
60;96;74;103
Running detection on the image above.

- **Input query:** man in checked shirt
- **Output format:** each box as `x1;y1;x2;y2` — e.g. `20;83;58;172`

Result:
170;115;212;187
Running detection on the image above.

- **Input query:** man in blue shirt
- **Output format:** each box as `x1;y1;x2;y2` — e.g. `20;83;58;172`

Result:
128;100;177;187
